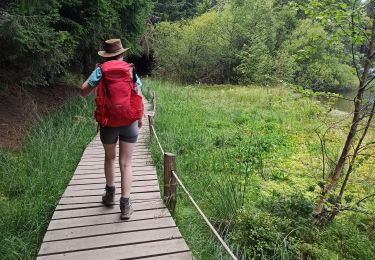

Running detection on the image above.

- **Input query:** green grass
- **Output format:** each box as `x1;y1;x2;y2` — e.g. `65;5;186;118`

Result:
0;95;96;259
143;79;375;260
0;79;373;259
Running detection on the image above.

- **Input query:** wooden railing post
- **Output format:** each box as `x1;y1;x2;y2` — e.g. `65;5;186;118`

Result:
164;153;177;213
148;114;154;137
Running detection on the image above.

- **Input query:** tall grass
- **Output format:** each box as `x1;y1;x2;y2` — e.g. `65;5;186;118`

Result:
143;79;375;259
0;95;96;259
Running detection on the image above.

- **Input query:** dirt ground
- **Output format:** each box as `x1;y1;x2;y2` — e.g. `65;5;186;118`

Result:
0;85;79;149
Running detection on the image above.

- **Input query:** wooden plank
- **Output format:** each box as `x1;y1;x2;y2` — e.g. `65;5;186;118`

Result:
43;217;175;242
73;167;156;176
82;148;150;155
85;139;148;145
82;151;152;157
72;170;156;177
63;185;159;197
83;147;150;152
146;252;193;260
75;161;154;169
75;164;156;170
77;156;153;165
83;144;149;153
48;208;170;230
79;154;153;161
68;174;157;185
74;163;155;170
78;156;152;162
75;171;156;178
55;197;163;211
65;179;158;191
66;179;158;190
37;238;190;260
39;227;181;256
58;191;161;205
52;200;165;219
79;155;152;161
76;159;154;166
83;148;151;156
71;171;156;181
82;145;150;151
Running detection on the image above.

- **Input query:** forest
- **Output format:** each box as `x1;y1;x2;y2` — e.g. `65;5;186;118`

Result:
0;0;371;92
0;0;374;259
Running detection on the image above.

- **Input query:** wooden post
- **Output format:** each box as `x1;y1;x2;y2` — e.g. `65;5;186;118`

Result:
148;114;154;137
164;153;177;213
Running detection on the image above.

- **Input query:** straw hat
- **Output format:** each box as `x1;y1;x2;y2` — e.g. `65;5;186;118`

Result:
98;39;129;58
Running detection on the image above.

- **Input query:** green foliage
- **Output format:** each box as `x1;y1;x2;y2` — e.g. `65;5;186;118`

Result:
153;0;359;91
153;0;201;21
154;0;280;84
230;209;301;259
0;0;153;87
0;95;96;259
309;218;375;260
229;192;314;259
233;0;277;84
144;79;374;259
154;10;233;83
260;192;314;222
280;19;358;91
60;0;153;74
302;0;372;46
0;8;75;86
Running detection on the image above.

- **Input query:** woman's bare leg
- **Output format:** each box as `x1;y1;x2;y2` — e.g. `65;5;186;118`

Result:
103;143;116;187
119;141;136;198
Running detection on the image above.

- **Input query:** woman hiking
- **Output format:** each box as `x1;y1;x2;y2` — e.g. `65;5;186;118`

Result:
80;38;143;220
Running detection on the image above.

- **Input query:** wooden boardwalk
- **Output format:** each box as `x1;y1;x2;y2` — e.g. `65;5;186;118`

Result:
37;102;193;259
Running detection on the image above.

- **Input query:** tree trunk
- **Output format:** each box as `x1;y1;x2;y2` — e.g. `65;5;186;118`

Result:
329;101;375;222
313;17;375;219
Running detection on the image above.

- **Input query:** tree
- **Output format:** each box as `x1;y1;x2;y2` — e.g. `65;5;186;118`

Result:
152;0;200;21
0;0;153;87
304;0;375;224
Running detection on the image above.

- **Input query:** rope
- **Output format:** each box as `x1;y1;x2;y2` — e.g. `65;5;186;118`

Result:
151;124;165;155
172;170;238;260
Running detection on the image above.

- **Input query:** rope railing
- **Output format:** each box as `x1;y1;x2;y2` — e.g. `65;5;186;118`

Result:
150;125;164;155
146;92;238;260
171;170;239;260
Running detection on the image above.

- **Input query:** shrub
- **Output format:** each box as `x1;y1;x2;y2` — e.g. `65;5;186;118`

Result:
260;191;314;222
0;0;153;87
0;10;75;87
232;0;278;85
153;0;280;85
230;209;301;259
153;11;232;83
280;19;358;92
313;219;375;260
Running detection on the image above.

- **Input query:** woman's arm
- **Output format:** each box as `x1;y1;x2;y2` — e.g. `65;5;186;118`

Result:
81;66;102;97
81;78;94;97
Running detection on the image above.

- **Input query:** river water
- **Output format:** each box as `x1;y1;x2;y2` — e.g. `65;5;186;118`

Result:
324;88;375;112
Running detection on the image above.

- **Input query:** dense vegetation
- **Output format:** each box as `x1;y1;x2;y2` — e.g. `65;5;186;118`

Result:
0;0;152;87
152;0;363;92
144;79;375;259
0;95;97;259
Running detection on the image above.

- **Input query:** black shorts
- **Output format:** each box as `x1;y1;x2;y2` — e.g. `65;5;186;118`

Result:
100;121;139;144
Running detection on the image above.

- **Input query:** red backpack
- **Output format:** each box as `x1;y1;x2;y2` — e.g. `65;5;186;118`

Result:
95;60;143;127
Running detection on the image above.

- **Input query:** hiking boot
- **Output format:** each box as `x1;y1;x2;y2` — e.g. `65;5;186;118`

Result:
120;198;134;220
102;185;115;206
